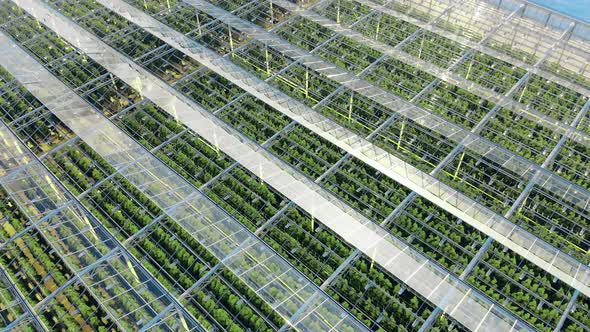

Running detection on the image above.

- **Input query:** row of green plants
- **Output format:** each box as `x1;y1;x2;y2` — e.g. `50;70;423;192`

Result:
276;16;336;53
0;208;115;331
316;88;392;137
316;35;382;75
117;102;234;186
515;186;590;264
354;11;419;48
468;242;575;331
513;73;588;129
393;197;486;275
231;41;340;108
124;0;247;58
276;16;383;76
260;204;354;285
437;149;526;215
363;56;436;101
206;163;285;230
0;270;25;329
402;30;467;70
372;117;456;173
432;145;590;271
176;68;244;115
206;0;257;13
51;0;203;80
541;59;590;92
0;67;72;154
326;157;486;275
563;294;590;331
417;80;494;129
130;0;217;39
0;7;142;117
268;123;345;179
481;107;561;165
217;94;292;144
328;255;435;331
313;0;372;27
454;50;527;95
579;115;590;136
551;139;590;191
230;0;291;29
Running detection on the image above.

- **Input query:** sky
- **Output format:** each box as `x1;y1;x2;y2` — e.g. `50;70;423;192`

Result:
530;0;590;23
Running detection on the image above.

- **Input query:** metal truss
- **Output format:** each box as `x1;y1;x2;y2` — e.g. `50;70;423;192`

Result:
1;0;588;330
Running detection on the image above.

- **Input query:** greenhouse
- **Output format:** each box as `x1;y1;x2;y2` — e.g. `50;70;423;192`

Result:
0;0;588;330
